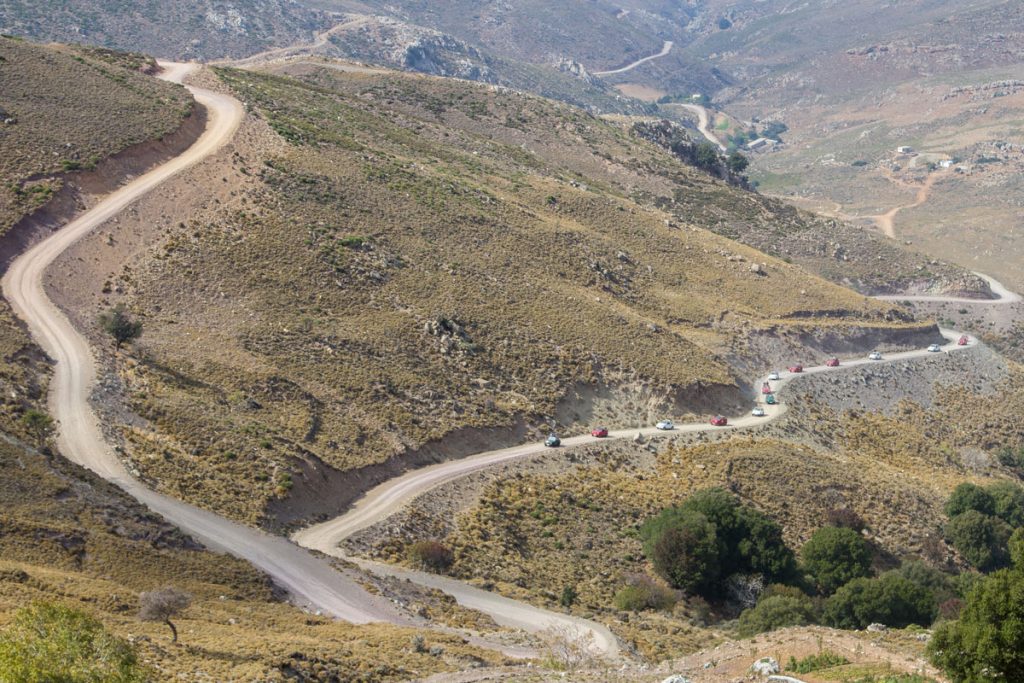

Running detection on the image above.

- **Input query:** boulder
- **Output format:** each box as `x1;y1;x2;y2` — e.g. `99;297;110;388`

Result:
751;657;780;676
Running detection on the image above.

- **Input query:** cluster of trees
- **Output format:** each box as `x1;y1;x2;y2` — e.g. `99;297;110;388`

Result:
639;488;796;598
944;482;1024;571
635;489;958;636
929;529;1024;682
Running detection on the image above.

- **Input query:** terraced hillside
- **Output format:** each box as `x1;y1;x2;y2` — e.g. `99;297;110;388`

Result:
0;433;500;681
43;62;949;530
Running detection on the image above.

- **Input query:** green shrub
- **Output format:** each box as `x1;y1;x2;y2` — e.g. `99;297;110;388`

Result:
736;594;816;637
996;445;1024;470
801;526;873;594
945;483;995;518
786;650;850;673
407;540;454;573
823;574;937;630
893;560;958;604
0;603;148;683
644;510;721;594
641;489;796;596
98;304;143;348
946;510;1012;571
929;566;1024;682
987;481;1024;528
612;575;677;612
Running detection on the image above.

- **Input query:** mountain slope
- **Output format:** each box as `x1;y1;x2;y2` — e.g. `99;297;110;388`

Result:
0;1;329;61
42;61;942;530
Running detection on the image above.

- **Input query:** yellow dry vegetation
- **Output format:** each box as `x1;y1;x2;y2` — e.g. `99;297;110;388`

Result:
0;435;503;681
0;37;192;234
108;64;927;525
364;365;1024;660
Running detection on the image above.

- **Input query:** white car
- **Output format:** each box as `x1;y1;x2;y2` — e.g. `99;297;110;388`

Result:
869;351;883;361
656;420;674;430
927;343;942;353
768;371;781;381
752;407;766;417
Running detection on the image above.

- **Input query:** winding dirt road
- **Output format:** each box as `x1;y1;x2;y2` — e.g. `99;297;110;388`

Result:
593;40;673;76
6;58;1021;664
869;169;949;239
2;63;405;627
664;102;727;151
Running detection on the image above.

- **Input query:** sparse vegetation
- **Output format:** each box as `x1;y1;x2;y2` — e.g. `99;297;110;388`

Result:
787;650;850;674
407;540;454;573
99;305;143;348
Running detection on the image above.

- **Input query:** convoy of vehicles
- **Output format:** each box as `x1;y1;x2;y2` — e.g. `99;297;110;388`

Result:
548;337;964;448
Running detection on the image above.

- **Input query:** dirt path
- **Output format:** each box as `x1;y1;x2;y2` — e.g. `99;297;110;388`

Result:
868;169;949;239
593;40;673;76
7;55;1020;668
664;102;727;151
220;15;372;68
1;62;407;627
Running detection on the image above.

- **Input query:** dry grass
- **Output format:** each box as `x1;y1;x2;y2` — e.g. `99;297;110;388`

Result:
350;364;1024;661
0;435;505;681
87;64;937;525
0;37;192;235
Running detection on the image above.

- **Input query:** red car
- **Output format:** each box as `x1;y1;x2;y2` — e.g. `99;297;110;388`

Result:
591;426;609;438
788;364;803;373
761;381;773;394
958;335;970;346
825;357;840;368
710;415;728;427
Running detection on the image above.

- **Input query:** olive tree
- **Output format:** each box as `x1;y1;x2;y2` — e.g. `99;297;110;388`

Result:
138;587;191;643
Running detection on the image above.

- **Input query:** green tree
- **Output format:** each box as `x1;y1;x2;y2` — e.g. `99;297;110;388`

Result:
98;305;143;348
823;574;937;630
801;526;872;594
0;602;148;682
736;594;816;637
677;487;796;582
946;510;1012;571
945;483;996;518
694;142;720;171
643;510;721;594
727;151;749;173
929;568;1024;682
987;481;1024;528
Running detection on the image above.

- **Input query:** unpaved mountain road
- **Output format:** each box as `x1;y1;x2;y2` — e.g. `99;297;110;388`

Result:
2;62;406;627
663;102;727;151
6;57;1020;666
593;40;673;76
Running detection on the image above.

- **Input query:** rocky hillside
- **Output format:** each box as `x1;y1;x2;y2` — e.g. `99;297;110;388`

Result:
0;1;329;61
42;61;945;530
